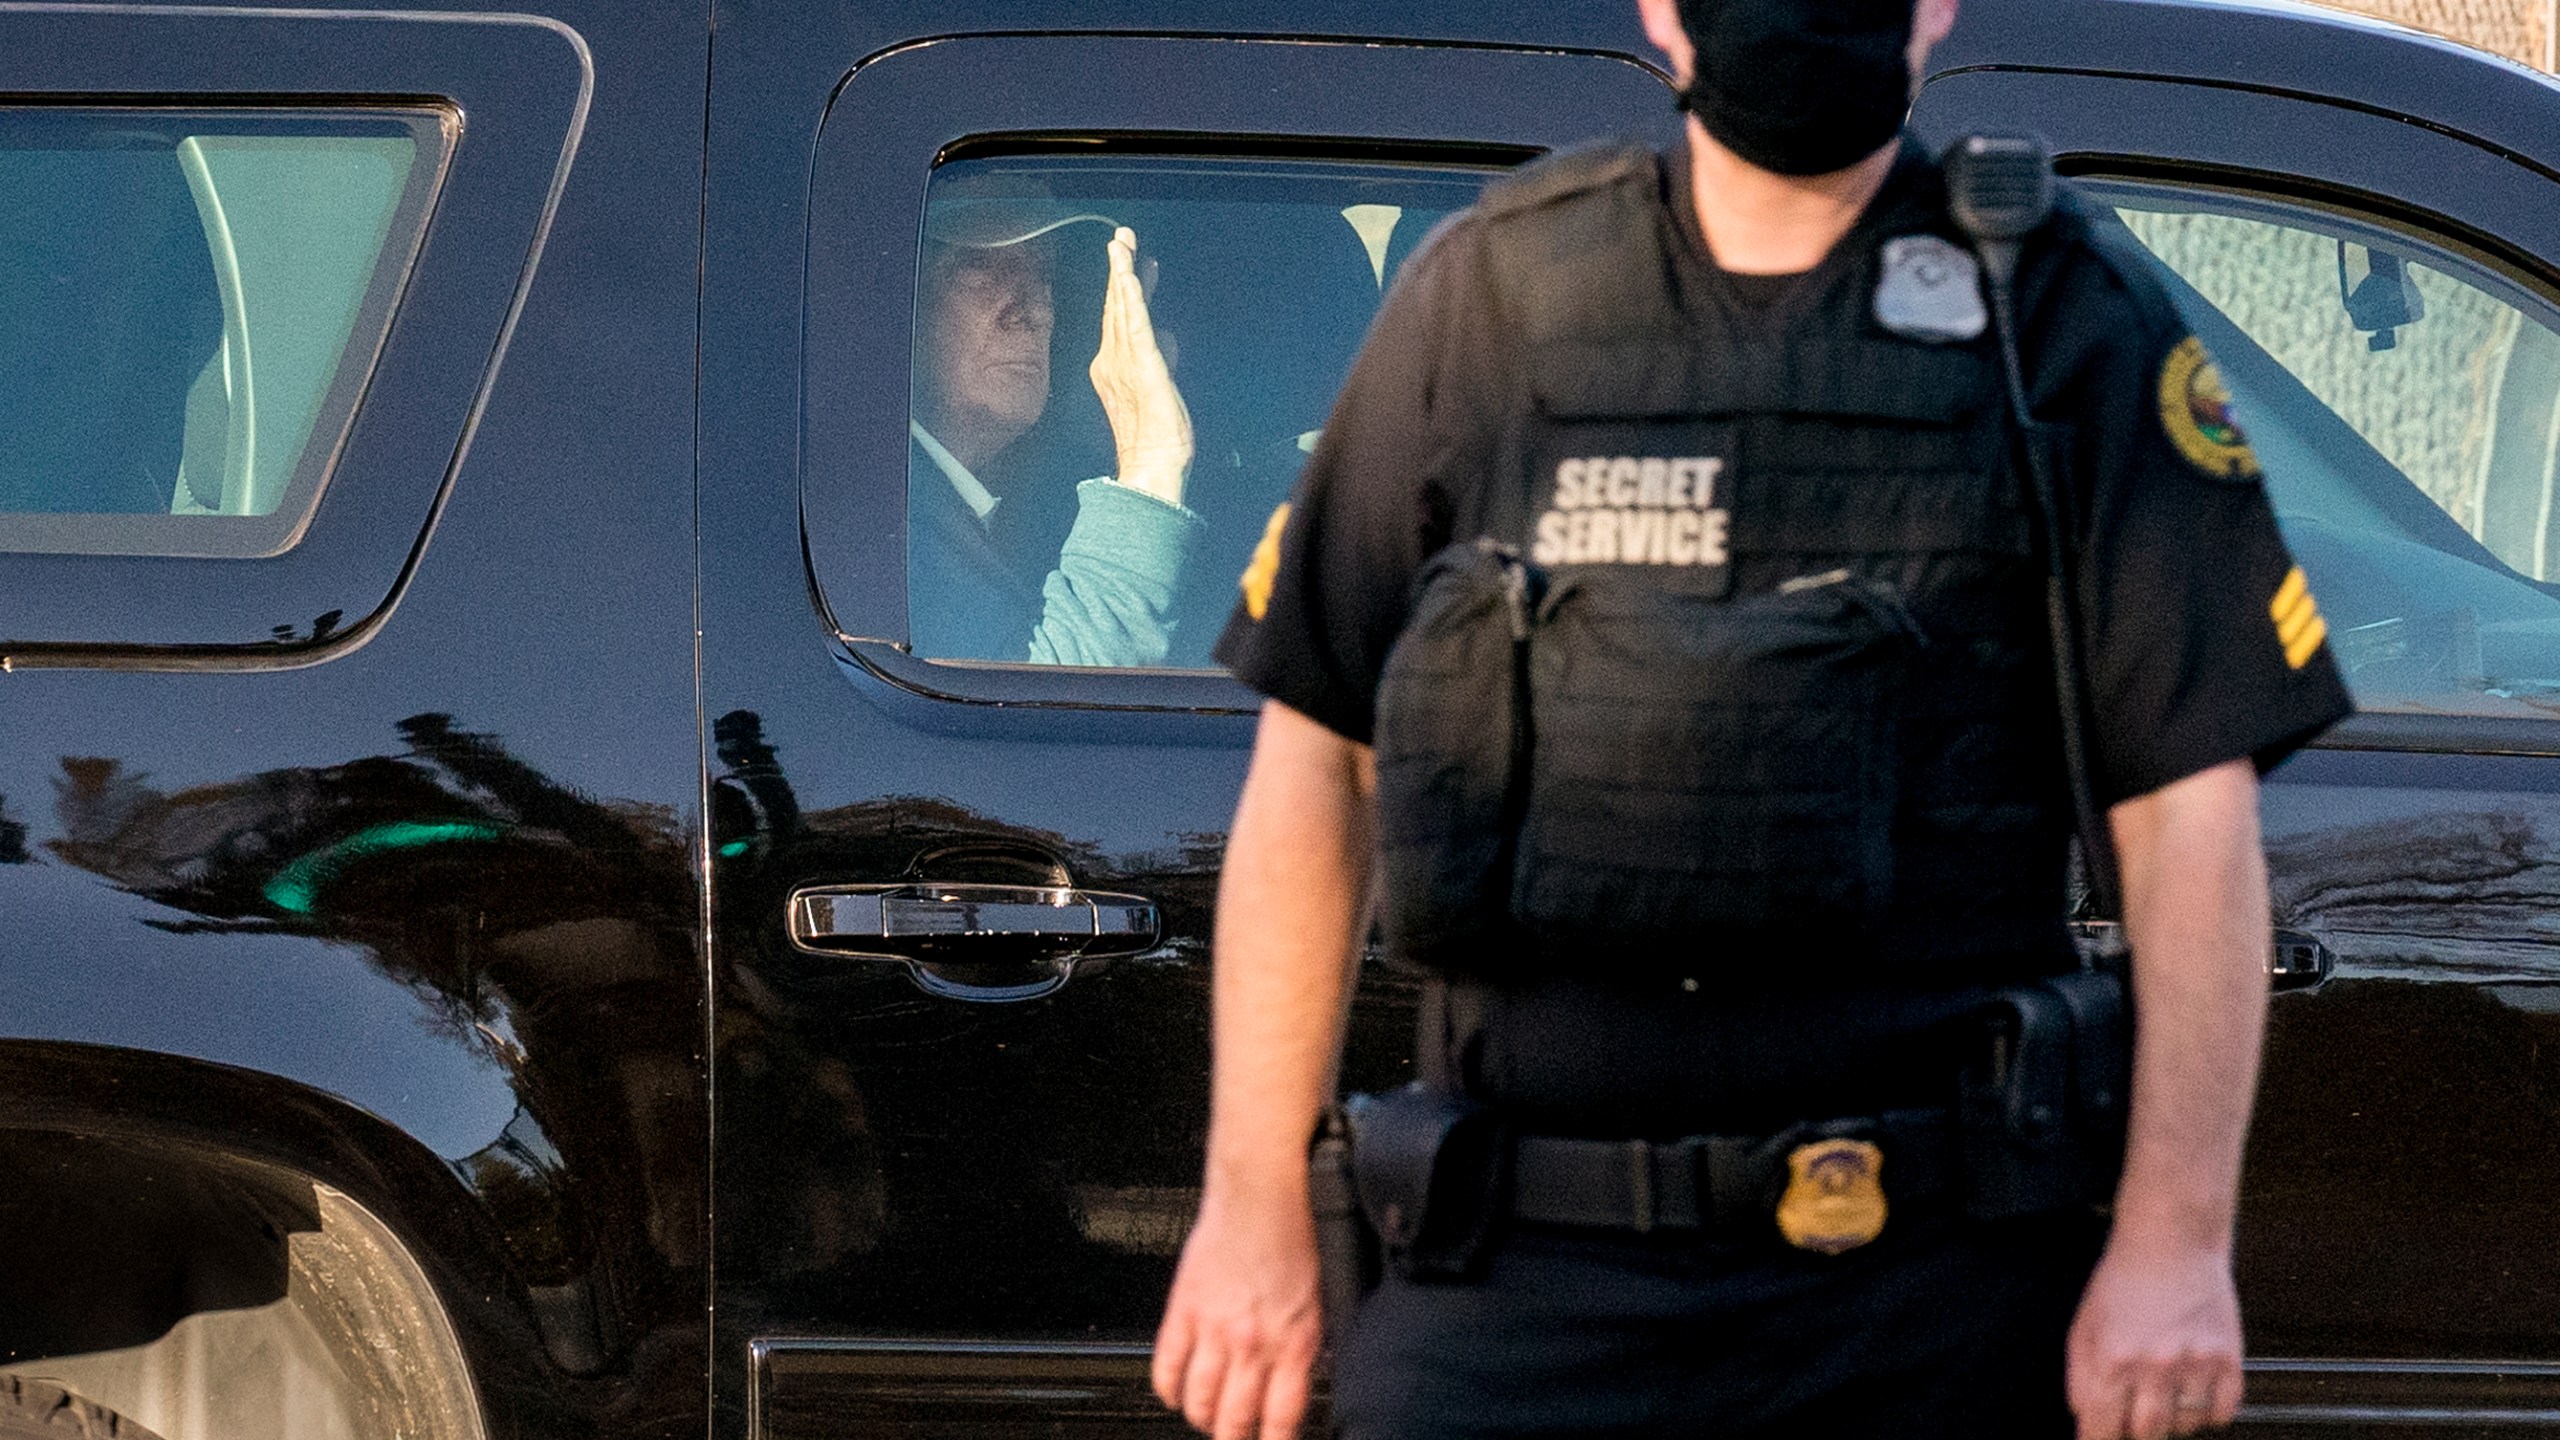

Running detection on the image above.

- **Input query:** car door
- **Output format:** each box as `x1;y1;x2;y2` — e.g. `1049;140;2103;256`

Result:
697;16;1674;1438
0;4;710;1437
1921;3;2560;1428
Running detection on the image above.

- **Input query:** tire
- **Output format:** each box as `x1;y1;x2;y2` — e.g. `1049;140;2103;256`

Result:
0;1378;167;1440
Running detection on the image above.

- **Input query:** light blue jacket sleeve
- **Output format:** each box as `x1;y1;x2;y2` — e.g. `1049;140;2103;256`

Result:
1025;478;1207;667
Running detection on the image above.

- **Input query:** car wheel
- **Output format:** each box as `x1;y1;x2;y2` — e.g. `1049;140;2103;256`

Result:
0;1378;166;1440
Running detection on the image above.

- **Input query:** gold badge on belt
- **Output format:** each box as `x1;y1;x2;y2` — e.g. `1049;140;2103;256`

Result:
1776;1138;1888;1255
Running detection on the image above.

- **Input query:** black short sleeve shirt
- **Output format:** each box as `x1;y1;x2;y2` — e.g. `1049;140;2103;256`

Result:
2024;230;2356;803
1216;140;2352;805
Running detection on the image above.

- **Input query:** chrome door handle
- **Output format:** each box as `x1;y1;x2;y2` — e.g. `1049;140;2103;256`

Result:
787;883;1159;1002
2070;921;2335;994
2269;928;2335;992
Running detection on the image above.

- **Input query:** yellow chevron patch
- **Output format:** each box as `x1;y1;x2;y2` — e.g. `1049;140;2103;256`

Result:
1240;503;1291;622
2270;566;2327;670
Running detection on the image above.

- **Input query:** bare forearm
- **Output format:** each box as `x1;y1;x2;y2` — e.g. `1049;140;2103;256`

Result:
1203;702;1376;1195
2068;759;2266;1436
1155;702;1371;1439
2107;758;2269;1256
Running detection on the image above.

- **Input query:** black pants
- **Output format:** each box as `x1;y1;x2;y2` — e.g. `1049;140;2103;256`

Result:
1332;1207;2105;1439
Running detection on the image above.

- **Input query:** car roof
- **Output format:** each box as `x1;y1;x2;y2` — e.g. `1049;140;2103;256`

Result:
76;0;2560;184
1937;0;2560;181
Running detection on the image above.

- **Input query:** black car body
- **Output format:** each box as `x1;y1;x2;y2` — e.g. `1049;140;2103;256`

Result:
8;1;2560;1435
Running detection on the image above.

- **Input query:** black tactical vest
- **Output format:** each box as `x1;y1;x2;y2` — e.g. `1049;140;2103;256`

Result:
1373;145;2076;991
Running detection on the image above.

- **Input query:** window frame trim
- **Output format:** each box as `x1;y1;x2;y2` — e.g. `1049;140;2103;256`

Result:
0;104;453;560
798;33;1677;715
2083;168;2560;750
1917;66;2560;756
0;7;593;668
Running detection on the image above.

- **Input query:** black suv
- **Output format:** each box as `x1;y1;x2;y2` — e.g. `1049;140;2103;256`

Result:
9;2;2560;1436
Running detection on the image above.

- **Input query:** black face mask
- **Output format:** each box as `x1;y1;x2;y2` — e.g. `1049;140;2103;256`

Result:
1676;0;1916;177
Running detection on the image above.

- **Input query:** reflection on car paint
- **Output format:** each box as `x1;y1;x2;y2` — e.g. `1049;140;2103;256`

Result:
12;714;705;1378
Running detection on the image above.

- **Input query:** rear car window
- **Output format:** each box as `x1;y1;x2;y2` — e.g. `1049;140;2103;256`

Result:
0;108;443;557
2092;181;2560;720
898;154;1491;671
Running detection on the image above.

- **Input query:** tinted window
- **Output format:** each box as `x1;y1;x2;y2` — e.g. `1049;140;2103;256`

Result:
0;109;443;557
2093;182;2560;719
898;154;1491;670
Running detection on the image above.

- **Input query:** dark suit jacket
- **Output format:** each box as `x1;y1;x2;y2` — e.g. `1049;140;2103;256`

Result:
907;438;1048;662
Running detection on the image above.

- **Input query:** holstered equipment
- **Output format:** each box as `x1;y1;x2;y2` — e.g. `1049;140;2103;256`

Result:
1345;1084;1511;1280
1320;969;2127;1276
1958;966;2131;1217
1307;1108;1375;1354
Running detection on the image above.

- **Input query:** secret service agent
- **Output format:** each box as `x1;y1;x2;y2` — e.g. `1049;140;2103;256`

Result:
1155;2;2353;1439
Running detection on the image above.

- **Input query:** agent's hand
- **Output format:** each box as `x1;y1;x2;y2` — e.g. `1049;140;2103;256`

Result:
2067;1239;2244;1440
1090;225;1195;508
1152;1178;1323;1440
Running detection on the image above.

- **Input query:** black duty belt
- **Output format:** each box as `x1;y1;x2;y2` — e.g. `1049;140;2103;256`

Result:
1509;1108;1957;1244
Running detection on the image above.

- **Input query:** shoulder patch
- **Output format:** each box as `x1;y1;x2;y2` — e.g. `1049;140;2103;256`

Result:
2158;336;2262;482
1479;142;1653;220
1239;503;1291;622
2271;565;2328;670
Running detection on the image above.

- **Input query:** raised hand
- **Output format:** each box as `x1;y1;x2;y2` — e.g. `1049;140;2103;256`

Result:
1089;225;1195;508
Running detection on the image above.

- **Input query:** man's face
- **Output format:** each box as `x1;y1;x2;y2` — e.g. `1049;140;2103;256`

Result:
920;243;1055;449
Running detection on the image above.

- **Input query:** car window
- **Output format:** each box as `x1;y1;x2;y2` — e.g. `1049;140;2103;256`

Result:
0;108;443;558
2090;181;2560;720
898;154;1493;671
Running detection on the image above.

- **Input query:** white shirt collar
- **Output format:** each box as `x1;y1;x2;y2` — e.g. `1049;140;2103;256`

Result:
911;420;1000;524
